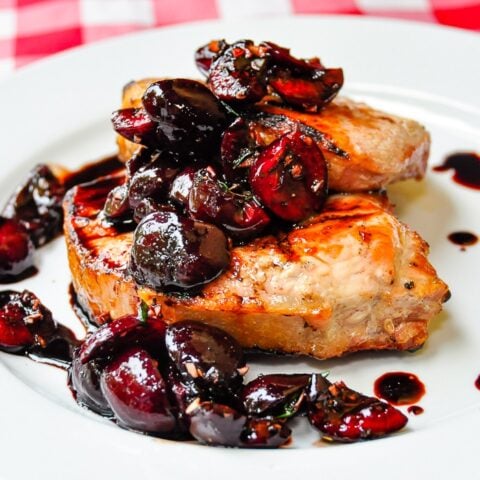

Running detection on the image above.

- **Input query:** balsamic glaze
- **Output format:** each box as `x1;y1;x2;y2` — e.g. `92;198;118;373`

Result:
433;152;480;190
448;231;478;250
68;283;97;332
407;405;424;416
374;371;425;405
27;324;81;369
63;155;124;190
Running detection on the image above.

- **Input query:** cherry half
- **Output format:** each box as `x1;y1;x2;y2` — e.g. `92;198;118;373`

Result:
249;130;328;222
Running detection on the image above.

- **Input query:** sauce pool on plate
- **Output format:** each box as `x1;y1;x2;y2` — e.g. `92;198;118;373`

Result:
374;371;426;405
433;152;480;190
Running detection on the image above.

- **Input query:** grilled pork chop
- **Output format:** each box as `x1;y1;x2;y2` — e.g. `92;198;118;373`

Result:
117;79;430;191
64;173;449;359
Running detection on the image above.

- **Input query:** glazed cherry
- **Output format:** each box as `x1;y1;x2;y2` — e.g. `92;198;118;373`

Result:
241;417;291;448
69;354;112;416
195;39;227;76
0;217;35;282
187;400;246;447
0;290;56;353
133;198;176;224
220;118;257;182
260;41;343;111
208;40;267;103
168;167;197;206
128;163;179;209
307;374;408;442
187;168;270;240
111;108;158;148
269;68;344;111
3;164;64;247
103;184;131;219
101;347;176;434
249;130;328;222
165;320;246;399
79;314;167;364
142;79;229;161
242;374;310;417
130;211;230;291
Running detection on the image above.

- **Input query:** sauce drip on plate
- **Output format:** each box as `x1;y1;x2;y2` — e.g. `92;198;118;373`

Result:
407;405;424;416
448;231;478;250
433;152;480;190
374;371;425;405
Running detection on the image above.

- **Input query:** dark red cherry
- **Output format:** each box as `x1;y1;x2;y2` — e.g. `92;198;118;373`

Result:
69;353;112;416
130;211;230;291
101;347;176;434
165;320;246;399
0;290;56;353
103;184;131;219
240;417;291;448
307;374;408;442
128;163;179;209
187;168;270;240
0;294;33;351
261;41;324;72
249;130;328;222
3;164;64;247
168;167;197;206
208;40;267;103
111;108;158;147
187;400;246;447
195;39;227;76
220;118;257;182
79;314;167;364
142;79;229;161
242;374;310;417
133;198;176;224
0;217;35;282
269;68;344;111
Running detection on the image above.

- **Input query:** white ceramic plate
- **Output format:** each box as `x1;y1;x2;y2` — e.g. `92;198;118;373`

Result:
0;15;479;480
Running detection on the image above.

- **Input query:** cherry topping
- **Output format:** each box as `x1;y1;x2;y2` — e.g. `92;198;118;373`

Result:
220;117;257;183
142;79;229;161
187;400;247;447
130;211;230;291
0;289;57;353
249;130;328;222
128;163;179;209
307;374;408;442
165;320;246;399
0;217;35;282
111;108;157;147
208;40;267;103
69;354;113;416
103;184;131;220
133;198;176;224
3;164;64;247
101;347;176;434
242;374;310;417
241;417;291;448
269;68;344;111
79;314;167;364
195;39;227;77
186;167;270;240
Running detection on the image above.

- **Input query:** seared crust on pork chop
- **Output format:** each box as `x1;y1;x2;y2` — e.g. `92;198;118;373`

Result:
64;173;448;359
117;79;430;191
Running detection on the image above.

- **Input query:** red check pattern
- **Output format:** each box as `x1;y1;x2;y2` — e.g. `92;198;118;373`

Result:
0;0;479;79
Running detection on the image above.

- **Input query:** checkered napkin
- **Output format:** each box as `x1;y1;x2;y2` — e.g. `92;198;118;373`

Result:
0;0;479;80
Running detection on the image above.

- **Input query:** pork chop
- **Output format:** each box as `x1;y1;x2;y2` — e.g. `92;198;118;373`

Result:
64;173;449;359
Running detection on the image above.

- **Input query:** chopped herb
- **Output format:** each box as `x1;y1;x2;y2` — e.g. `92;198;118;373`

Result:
138;300;149;324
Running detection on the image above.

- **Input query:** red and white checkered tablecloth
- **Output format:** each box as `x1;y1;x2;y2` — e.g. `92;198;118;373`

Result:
0;0;479;80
